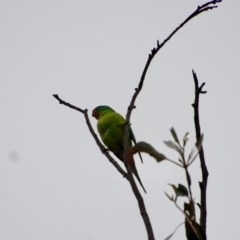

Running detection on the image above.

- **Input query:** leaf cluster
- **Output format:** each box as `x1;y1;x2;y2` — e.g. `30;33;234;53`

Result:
133;128;205;240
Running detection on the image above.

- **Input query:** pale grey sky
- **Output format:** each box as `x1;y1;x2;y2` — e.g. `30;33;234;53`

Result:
0;1;239;240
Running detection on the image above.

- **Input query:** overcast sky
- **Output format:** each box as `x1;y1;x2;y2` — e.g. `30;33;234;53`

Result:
1;1;239;240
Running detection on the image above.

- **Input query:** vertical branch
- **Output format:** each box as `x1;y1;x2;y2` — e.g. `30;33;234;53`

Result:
192;70;209;236
125;167;155;240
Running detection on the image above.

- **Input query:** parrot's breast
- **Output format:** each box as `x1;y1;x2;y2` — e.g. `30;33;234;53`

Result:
97;112;125;149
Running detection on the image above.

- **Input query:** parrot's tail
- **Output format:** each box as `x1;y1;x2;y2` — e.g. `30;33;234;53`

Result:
119;148;147;193
132;166;147;194
128;149;147;194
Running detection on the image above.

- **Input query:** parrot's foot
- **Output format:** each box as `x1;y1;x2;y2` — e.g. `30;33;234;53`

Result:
122;172;128;179
124;120;131;126
101;148;109;154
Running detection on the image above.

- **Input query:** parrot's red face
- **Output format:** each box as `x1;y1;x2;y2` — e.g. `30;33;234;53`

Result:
92;109;99;119
92;106;113;119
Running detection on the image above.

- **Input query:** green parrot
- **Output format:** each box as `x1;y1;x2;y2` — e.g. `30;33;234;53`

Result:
92;105;146;193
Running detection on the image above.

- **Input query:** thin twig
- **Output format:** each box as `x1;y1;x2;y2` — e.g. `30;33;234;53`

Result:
166;158;183;168
174;201;204;240
122;2;220;240
192;71;209;236
52;94;128;179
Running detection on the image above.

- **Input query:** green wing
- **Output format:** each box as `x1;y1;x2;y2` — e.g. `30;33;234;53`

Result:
97;111;129;160
97;109;143;162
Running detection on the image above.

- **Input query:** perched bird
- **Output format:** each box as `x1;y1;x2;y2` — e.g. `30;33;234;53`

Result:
92;105;146;193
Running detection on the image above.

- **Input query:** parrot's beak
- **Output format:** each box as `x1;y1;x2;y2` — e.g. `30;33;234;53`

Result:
92;109;98;119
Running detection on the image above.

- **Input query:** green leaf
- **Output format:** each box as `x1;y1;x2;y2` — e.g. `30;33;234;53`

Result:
187;147;195;162
164;141;181;154
164;192;174;201
184;200;195;217
177;184;189;197
187;135;204;165
163;222;184;240
185;216;206;240
170;127;180;144
168;183;188;198
183;132;189;147
132;141;166;162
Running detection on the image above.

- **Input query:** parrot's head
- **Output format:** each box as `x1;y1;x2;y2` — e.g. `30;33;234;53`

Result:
92;105;114;119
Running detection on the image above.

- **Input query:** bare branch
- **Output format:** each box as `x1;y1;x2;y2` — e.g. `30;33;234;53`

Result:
191;70;209;236
125;0;222;125
166;158;183;168
52;94;128;179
